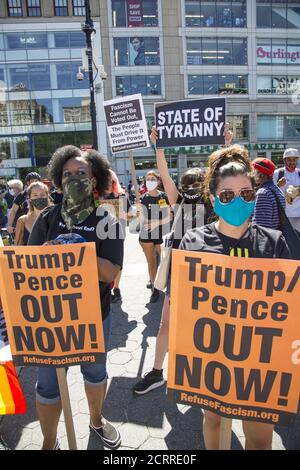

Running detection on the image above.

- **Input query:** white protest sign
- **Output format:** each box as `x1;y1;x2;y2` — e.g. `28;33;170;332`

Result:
103;94;150;153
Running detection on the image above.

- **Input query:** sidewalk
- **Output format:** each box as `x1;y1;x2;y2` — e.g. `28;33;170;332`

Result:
0;230;299;450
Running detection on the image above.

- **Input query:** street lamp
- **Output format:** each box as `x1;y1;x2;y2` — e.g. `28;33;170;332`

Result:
82;0;98;150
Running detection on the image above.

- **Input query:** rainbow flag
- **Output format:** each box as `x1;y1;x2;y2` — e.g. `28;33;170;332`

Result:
0;361;26;415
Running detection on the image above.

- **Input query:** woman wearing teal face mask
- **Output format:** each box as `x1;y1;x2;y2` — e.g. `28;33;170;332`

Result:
179;144;291;450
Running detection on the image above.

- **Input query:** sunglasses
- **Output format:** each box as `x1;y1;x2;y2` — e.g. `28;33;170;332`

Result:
217;189;256;204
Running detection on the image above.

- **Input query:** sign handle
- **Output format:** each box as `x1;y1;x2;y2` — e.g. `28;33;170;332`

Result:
219;417;232;450
128;150;140;204
56;368;77;450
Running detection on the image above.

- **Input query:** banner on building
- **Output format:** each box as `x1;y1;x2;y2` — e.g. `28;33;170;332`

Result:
168;251;300;425
104;94;150;153
0;244;105;367
127;0;144;27
155;98;226;148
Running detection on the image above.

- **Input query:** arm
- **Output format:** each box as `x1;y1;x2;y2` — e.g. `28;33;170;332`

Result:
97;258;121;283
14;216;25;246
150;128;178;206
252;191;275;229
7;203;19;233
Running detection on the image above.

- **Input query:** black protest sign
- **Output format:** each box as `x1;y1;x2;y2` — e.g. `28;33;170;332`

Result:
155;98;226;148
0;244;105;367
104;93;150;153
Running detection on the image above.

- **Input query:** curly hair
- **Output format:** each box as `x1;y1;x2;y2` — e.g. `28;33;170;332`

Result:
47;145;111;196
205;144;254;196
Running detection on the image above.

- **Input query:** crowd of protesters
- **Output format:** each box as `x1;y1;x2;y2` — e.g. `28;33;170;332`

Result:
0;134;300;451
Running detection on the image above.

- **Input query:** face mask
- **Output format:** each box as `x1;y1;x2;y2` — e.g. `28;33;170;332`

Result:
61;175;95;229
182;188;202;203
31;197;49;210
214;196;255;227
146;180;158;192
9;189;15;196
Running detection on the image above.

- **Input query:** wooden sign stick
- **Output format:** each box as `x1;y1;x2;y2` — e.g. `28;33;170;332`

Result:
128;150;141;204
56;368;77;450
219;417;232;450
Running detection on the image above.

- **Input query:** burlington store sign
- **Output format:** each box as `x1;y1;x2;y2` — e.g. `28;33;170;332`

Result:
257;44;300;65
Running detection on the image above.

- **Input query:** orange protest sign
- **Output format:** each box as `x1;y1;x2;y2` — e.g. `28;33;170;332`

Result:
0;243;105;367
168;250;300;426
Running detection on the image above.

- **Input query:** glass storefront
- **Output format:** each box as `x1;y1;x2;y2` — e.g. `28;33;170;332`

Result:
188;75;248;95
257;115;300;140
185;0;247;28
257;1;300;29
111;0;158;27
257;75;300;95
187;37;248;65
114;37;160;66
116;75;161;96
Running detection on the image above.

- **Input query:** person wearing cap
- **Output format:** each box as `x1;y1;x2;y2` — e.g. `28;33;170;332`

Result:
7;171;41;234
273;148;300;230
252;158;286;230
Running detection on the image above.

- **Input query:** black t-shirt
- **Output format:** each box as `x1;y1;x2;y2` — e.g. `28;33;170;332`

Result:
13;190;28;226
139;191;169;241
172;194;214;249
180;222;291;259
28;204;124;320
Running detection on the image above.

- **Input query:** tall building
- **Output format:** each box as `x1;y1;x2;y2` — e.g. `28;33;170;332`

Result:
1;1;300;183
0;0;105;178
100;0;300;184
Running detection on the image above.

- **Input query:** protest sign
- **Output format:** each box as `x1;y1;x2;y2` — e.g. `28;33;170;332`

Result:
0;299;12;363
104;94;150;153
0;361;26;415
0;243;105;367
155;98;226;148
168;251;300;426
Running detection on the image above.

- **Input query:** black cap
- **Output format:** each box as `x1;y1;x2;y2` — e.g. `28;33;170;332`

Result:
25;172;41;184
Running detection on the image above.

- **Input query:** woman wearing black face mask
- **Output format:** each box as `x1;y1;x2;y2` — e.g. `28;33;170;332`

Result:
14;182;52;245
133;126;231;396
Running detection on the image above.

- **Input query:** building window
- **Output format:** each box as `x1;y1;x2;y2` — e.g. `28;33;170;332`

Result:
257;39;300;65
116;75;161;96
112;0;158;27
257;1;300;29
54;0;68;16
257;115;300;140
187;37;247;65
7;0;23;17
5;32;48;50
73;0;86;16
227;115;249;140
185;1;247;28
27;0;41;16
54;32;85;48
257;75;300;95
56;62;89;89
188;75;248;95
114;37;160;66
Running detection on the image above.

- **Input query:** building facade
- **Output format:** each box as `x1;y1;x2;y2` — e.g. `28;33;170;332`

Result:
1;1;300;182
0;0;106;178
100;0;300;184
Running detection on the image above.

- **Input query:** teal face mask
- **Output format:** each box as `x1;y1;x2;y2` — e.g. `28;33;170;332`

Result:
214;196;255;227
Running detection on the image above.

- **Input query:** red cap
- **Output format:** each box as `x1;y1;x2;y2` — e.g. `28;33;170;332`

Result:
252;158;277;177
